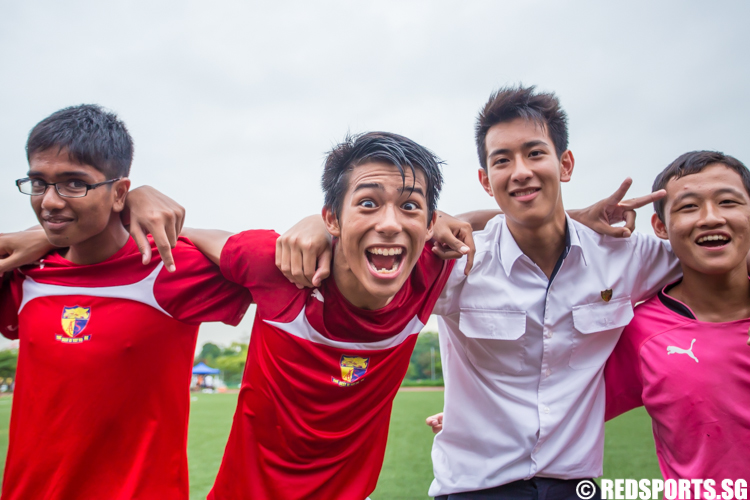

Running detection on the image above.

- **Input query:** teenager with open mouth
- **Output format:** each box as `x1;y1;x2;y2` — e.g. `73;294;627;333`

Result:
281;86;690;500
605;151;750;486
175;132;463;500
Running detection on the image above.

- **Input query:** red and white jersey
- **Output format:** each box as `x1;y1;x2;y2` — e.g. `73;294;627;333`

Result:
605;285;750;483
208;230;453;500
0;237;251;500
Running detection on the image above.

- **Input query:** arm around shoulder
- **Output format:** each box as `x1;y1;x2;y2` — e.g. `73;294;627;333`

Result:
180;228;234;267
0;228;54;274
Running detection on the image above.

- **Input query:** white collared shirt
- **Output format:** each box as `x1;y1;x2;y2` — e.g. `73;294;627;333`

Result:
429;215;680;497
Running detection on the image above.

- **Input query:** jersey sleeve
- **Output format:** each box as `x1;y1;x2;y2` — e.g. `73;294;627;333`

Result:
630;232;681;302
219;230;283;293
0;272;22;340
154;237;252;326
604;321;645;420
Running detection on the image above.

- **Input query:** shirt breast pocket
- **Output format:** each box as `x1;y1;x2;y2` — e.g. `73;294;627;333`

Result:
569;296;634;370
458;308;527;374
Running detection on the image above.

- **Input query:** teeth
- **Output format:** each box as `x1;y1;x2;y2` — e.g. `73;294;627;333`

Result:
512;189;538;197
375;263;400;273
367;247;403;256
697;235;729;243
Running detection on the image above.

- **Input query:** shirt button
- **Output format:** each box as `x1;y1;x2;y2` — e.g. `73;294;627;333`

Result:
544;407;550;414
545;369;552;377
545;331;553;339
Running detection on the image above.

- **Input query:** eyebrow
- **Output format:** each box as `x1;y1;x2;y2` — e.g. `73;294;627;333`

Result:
352;182;426;198
27;170;94;178
488;140;549;158
353;182;383;193
672;187;746;204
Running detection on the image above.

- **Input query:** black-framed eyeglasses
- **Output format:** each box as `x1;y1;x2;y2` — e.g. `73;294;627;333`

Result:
15;177;122;198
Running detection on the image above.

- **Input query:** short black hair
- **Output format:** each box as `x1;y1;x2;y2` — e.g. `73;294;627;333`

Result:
26;104;133;179
322;132;444;223
475;85;568;170
653;150;750;222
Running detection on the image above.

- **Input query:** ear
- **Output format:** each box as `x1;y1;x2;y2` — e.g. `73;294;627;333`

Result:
425;210;438;240
651;212;669;240
322;206;341;238
111;178;131;213
478;169;493;197
559;150;575;183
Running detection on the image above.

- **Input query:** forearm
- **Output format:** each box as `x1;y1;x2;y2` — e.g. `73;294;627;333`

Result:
180;228;234;266
451;210;502;232
0;228;55;274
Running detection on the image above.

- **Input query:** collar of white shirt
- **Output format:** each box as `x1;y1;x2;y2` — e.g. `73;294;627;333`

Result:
497;214;586;278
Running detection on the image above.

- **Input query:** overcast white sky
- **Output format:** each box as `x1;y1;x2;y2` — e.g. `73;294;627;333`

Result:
2;1;749;350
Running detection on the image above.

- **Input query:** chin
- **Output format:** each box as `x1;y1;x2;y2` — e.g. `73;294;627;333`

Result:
42;233;70;248
363;280;405;303
689;258;743;275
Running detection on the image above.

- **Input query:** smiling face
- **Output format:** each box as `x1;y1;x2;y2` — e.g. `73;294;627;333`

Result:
323;161;436;310
28;148;129;251
653;163;750;276
478;117;574;230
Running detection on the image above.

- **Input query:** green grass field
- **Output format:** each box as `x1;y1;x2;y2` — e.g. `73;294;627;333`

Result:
0;391;660;499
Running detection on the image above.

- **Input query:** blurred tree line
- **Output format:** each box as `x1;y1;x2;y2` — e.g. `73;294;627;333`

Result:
195;342;248;386
404;331;442;382
195;332;443;387
0;349;18;380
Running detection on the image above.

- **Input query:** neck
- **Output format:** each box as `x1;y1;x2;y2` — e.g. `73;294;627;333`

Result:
669;264;750;322
63;215;130;265
331;245;393;310
505;208;567;279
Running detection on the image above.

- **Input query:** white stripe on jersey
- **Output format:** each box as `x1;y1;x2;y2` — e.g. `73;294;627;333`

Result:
18;262;170;317
264;307;424;350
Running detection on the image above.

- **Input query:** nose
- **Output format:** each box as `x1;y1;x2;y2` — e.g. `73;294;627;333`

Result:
510;156;533;184
699;202;726;227
39;185;66;211
375;203;402;236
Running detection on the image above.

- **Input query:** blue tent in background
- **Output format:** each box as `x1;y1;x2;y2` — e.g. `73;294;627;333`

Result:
192;362;220;375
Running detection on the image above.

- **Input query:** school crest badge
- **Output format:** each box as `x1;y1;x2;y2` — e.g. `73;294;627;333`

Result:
601;289;613;302
57;306;92;343
332;355;369;387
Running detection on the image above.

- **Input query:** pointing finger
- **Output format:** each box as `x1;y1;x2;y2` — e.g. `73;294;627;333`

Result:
130;221;152;266
312;247;332;287
619;189;666;210
152;225;177;272
432;243;464;261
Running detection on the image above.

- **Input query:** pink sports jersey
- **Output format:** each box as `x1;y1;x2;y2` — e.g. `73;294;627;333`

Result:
605;285;750;483
208;230;453;500
0;237;251;500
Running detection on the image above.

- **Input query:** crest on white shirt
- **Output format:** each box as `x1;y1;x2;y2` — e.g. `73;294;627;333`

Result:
666;338;699;363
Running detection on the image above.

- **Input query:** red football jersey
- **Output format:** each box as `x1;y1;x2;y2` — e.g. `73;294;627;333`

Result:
0;237;251;500
208;230;453;500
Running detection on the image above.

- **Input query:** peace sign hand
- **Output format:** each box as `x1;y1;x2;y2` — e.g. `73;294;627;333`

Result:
568;178;666;238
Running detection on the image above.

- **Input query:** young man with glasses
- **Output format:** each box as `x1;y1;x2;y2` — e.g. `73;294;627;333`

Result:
0;104;251;500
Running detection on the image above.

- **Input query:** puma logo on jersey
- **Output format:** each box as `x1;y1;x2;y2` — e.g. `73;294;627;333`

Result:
666;338;698;363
